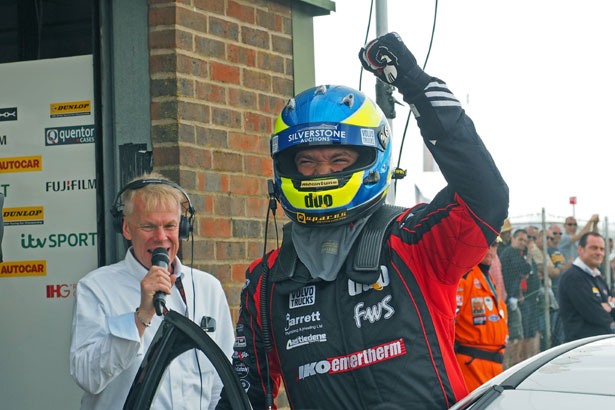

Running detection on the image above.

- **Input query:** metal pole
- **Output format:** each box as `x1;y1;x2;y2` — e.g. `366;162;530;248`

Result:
374;0;393;121
542;208;551;350
605;217;611;290
375;0;388;36
374;0;398;204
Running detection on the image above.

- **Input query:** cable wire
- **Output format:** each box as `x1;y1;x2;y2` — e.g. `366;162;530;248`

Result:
260;187;279;410
34;0;44;59
358;0;375;91
392;0;439;195
423;0;439;71
188;228;203;410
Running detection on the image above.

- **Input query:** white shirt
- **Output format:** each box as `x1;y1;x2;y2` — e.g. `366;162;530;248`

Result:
573;257;602;277
69;250;235;410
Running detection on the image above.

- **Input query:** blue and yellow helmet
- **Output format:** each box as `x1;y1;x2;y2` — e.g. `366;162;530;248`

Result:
271;85;392;226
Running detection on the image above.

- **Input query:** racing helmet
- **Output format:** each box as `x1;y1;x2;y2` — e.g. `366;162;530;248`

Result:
271;85;392;226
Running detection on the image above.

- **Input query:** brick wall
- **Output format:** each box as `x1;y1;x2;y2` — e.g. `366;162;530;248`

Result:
148;0;293;321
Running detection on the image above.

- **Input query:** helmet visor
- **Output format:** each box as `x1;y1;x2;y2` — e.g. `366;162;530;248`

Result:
272;122;384;178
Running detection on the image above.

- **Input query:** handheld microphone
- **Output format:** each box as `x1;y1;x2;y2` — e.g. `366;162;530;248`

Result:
152;247;170;316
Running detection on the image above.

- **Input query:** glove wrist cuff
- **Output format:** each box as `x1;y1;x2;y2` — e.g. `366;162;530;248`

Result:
394;70;432;101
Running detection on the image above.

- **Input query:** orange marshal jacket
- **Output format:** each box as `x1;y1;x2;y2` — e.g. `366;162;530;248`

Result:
455;264;508;391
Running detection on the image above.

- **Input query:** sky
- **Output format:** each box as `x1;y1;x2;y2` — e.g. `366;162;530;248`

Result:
313;0;615;230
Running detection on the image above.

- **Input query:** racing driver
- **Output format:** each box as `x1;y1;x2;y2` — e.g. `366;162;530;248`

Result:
216;32;509;410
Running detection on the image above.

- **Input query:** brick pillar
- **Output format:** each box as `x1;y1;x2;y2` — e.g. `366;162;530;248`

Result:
148;0;293;320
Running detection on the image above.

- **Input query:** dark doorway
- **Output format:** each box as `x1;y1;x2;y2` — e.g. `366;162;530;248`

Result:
0;0;93;63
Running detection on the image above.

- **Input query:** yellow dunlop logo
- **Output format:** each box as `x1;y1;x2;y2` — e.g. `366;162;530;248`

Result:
0;156;42;173
300;179;339;189
50;100;91;118
3;206;44;226
0;260;47;277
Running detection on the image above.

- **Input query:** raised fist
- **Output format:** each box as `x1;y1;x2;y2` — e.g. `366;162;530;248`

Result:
358;32;430;91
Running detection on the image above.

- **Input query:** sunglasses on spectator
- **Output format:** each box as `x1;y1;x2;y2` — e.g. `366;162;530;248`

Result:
552;232;562;235
528;235;536;240
566;223;577;226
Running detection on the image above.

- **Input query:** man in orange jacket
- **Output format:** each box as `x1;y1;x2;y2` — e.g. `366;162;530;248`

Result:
455;239;509;391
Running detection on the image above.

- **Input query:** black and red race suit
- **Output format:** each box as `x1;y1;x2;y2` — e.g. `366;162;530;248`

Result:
216;79;508;410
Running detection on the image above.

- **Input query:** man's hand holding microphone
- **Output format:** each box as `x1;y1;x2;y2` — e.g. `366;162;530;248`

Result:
135;247;176;335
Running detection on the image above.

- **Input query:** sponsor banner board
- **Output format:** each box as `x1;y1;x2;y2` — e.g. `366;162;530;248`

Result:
0;55;96;409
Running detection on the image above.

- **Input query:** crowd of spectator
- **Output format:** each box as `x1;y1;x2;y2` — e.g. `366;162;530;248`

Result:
498;214;615;368
453;212;615;396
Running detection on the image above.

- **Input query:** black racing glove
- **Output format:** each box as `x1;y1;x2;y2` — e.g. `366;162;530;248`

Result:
358;32;431;95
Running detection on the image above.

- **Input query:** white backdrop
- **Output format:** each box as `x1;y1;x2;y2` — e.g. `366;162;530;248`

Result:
0;55;97;409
